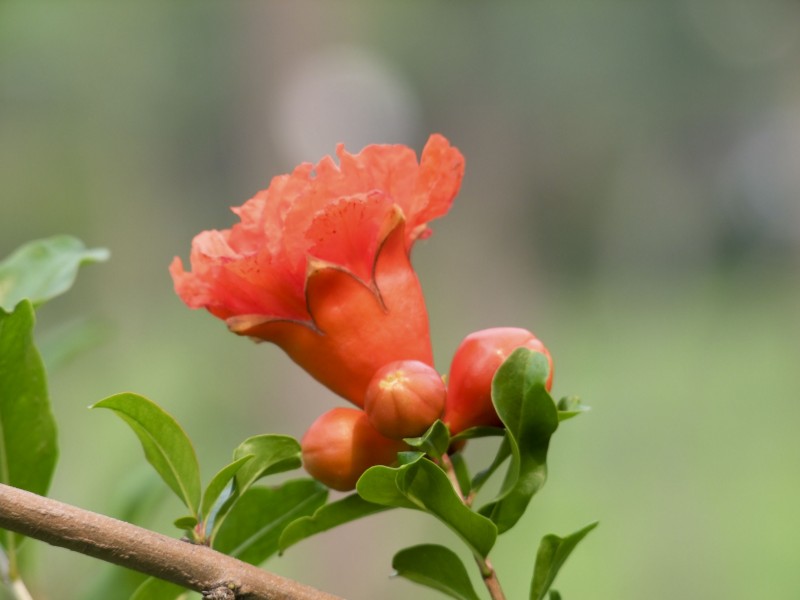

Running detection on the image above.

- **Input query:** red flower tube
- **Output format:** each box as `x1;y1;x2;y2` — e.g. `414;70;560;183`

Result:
170;134;464;407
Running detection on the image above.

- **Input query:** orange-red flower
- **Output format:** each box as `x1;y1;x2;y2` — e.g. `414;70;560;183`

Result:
170;134;464;406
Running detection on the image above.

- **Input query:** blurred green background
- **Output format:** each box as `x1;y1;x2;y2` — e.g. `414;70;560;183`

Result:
3;2;800;599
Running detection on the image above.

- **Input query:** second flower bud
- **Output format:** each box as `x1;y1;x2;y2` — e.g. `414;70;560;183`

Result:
364;360;446;440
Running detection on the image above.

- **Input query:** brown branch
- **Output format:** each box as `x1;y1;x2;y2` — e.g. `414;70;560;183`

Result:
0;484;342;600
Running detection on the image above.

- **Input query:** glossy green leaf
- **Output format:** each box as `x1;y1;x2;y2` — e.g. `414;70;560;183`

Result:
232;434;301;494
92;393;201;516
173;516;198;531
471;435;511;495
530;522;598;600
479;348;559;533
450;426;505;443
213;479;327;565
200;455;253;520
404;420;450;459
358;456;497;558
557;396;589;422
279;493;389;553
397;450;425;465
357;461;422;510
448;452;471;498
0;300;58;561
0;235;109;311
398;459;497;558
130;576;186;600
392;544;481;600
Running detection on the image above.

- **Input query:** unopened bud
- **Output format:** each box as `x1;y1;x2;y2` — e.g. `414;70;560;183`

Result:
301;407;406;491
443;327;553;434
364;360;446;439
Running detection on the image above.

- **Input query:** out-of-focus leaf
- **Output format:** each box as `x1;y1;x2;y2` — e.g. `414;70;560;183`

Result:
404;420;450;459
479;349;558;533
213;479;327;565
0;300;58;554
0;235;109;311
358;456;497;558
92;393;201;516
38;317;113;372
130;577;187;600
200;455;253;521
392;544;481;600
279;493;388;553
557;396;589;422
549;591;562;600
232;434;301;494
530;522;598;600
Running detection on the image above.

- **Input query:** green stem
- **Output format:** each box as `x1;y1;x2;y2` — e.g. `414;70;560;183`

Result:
440;453;507;600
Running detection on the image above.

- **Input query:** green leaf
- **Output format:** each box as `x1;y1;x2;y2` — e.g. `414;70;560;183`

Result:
38;317;112;372
200;455;254;521
398;459;497;558
0;301;58;495
557;396;589;422
279;493;390;553
530;522;598;600
358;456;497;559
0;235;109;311
404;420;450;459
232;434;301;494
450;426;505;443
549;591;562;600
213;479;327;565
392;544;481;600
92;393;201;517
471;435;511;495
356;461;422;510
397;450;425;465
0;301;58;556
448;451;471;498
130;577;186;600
479;348;559;533
173;516;198;531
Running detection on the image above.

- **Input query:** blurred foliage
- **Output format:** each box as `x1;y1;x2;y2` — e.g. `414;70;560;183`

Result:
2;2;800;599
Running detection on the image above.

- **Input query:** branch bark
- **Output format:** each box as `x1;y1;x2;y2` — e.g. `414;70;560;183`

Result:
0;484;342;600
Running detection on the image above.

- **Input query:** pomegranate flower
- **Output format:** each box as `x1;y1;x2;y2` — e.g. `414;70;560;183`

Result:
171;134;464;406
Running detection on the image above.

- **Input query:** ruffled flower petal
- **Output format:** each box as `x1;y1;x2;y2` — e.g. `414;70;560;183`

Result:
171;134;463;405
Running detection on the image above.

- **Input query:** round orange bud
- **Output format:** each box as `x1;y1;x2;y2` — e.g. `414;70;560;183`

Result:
301;407;406;491
364;360;446;440
443;327;553;435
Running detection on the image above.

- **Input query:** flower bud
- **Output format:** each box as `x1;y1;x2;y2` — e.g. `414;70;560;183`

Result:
301;407;406;491
443;327;553;434
364;360;446;440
